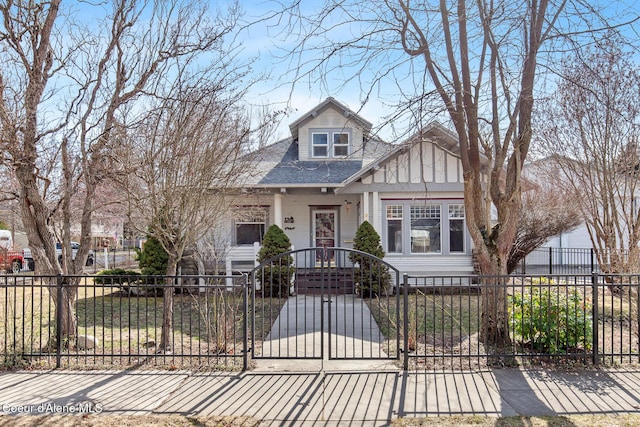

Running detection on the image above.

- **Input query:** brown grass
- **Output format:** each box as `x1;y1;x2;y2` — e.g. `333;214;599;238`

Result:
0;277;286;370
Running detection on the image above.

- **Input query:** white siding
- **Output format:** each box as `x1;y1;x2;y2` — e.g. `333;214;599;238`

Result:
386;255;474;276
423;142;434;182
410;144;421;183
398;153;409;183
434;146;445;183
387;158;398;183
297;107;365;161
446;153;458;183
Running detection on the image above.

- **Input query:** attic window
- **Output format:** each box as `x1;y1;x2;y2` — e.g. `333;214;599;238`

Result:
312;133;328;157
311;129;351;158
333;133;349;156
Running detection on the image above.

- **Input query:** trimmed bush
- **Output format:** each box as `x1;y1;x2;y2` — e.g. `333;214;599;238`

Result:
510;286;593;353
94;268;141;285
350;221;390;297
256;225;294;297
135;236;168;275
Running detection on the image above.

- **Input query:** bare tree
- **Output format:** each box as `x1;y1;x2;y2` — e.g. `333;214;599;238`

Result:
277;0;635;347
0;0;245;345
122;79;255;351
538;35;640;274
507;186;582;274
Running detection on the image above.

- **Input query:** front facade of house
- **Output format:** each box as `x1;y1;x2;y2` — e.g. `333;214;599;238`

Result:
224;98;473;278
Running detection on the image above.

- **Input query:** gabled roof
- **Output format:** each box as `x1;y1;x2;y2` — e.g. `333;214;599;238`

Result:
288;97;373;140
338;122;464;189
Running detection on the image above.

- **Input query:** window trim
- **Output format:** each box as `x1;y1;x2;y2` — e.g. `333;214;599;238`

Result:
310;128;352;158
382;200;467;256
448;203;466;253
233;206;269;246
409;204;442;254
332;132;350;157
386;204;403;254
312;132;329;158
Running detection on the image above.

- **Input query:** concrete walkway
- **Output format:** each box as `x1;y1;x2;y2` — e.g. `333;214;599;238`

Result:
2;368;640;425
1;296;640;425
257;295;392;362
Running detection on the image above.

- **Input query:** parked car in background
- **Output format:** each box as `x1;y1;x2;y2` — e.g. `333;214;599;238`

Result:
0;230;24;274
22;248;34;271
22;241;95;271
57;242;95;266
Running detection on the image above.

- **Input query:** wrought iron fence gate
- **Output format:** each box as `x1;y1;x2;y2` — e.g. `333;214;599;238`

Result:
250;247;401;361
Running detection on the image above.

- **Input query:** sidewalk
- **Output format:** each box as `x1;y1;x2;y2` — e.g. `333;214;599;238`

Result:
1;295;640;425
2;368;640;425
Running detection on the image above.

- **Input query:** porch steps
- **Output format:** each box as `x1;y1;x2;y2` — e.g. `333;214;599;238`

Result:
295;268;355;295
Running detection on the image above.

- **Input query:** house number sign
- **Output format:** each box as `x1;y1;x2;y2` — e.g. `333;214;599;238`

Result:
284;216;295;230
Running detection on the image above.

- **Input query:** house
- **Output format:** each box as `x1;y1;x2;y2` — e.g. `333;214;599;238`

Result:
223;97;473;278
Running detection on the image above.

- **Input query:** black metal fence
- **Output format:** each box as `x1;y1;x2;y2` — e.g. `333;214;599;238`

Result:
517;247;634;275
1;272;639;371
399;273;640;370
0;274;248;370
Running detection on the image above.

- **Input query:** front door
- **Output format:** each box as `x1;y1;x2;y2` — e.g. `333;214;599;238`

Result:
312;209;337;265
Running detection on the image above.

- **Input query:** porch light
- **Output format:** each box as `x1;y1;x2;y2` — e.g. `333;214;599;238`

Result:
345;200;352;213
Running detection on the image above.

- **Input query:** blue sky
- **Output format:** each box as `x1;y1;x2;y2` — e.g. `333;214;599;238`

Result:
235;0;640;145
236;0;403;142
64;0;640;145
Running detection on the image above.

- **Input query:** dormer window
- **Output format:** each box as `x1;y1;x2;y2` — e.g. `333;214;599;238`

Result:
311;129;351;158
312;133;329;157
333;132;349;156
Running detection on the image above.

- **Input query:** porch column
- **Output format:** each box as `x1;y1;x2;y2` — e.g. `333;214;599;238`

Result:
274;193;283;228
372;191;381;233
362;191;370;222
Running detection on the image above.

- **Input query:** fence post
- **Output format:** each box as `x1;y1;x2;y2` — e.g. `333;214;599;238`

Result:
242;273;249;372
591;272;599;366
403;273;409;371
637;280;640;365
56;274;63;369
549;247;553;275
590;248;595;273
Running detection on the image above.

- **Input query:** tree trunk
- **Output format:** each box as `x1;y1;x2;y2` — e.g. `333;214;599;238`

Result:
159;256;178;351
477;251;511;349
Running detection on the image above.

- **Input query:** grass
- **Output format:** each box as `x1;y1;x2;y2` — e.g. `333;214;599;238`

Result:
1;414;640;426
368;291;481;348
368;285;639;369
0;277;286;370
393;415;640;426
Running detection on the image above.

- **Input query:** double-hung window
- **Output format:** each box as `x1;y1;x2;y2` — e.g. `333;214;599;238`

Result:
312;133;329;157
333;132;349;157
386;205;403;253
235;207;268;245
448;204;465;253
311;129;351;158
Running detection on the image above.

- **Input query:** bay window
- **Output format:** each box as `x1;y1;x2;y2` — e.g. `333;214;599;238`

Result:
383;200;466;255
410;205;441;253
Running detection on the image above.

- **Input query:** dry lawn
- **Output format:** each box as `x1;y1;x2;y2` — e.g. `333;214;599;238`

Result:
2;414;640;427
0;277;285;370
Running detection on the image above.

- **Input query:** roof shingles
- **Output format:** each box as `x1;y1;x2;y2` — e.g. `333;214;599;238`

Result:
258;142;362;185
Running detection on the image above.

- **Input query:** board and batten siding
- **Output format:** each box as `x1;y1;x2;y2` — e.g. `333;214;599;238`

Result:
367;139;463;185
